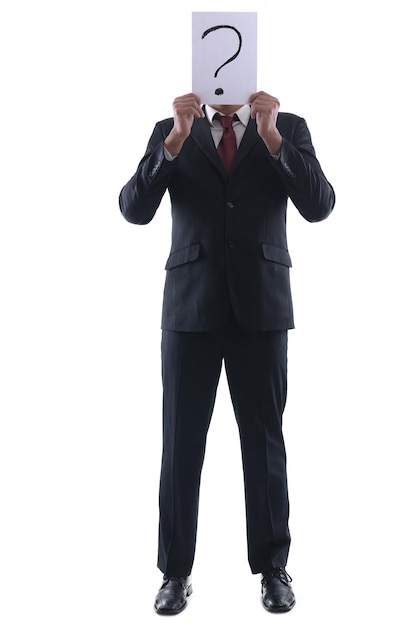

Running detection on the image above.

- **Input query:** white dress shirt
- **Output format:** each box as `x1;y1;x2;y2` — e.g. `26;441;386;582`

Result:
204;104;250;149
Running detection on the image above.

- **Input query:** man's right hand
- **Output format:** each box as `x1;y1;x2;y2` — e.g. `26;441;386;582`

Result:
164;93;204;157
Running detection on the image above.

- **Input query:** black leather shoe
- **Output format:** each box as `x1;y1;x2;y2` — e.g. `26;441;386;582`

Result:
261;568;296;612
154;576;193;615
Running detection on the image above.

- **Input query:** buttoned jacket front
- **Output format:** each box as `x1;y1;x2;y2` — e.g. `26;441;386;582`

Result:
119;110;335;331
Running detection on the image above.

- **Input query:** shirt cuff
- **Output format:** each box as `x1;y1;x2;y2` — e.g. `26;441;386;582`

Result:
163;145;177;161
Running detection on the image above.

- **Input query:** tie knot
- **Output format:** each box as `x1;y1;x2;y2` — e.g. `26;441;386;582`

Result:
216;114;235;129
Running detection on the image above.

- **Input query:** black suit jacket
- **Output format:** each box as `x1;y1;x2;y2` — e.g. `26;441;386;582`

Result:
119;111;335;331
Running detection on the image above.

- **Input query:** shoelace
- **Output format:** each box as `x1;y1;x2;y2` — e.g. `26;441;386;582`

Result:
162;577;188;591
261;567;293;586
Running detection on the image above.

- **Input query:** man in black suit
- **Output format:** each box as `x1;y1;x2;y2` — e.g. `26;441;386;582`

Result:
119;91;335;614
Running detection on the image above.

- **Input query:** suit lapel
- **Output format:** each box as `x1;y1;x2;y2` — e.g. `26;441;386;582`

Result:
231;117;261;174
190;112;262;177
190;117;224;175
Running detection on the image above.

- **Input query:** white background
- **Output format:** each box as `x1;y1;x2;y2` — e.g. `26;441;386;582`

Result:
1;0;416;624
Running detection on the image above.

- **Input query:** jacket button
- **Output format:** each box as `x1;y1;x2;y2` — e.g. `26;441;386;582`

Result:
226;201;234;209
228;240;235;248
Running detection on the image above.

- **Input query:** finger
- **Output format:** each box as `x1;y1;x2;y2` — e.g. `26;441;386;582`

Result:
251;102;280;118
174;92;201;102
248;90;269;102
250;102;270;118
174;102;204;119
177;106;204;119
175;97;204;118
189;95;204;116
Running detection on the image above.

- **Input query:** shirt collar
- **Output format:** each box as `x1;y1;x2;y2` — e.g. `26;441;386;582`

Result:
205;104;251;127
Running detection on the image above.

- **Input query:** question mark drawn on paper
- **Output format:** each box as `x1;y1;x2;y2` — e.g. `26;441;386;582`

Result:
201;25;242;95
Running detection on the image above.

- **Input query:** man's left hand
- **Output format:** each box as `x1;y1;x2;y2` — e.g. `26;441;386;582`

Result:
248;91;283;156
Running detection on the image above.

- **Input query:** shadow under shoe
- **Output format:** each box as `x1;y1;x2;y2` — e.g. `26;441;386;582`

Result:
154;576;193;615
261;568;296;613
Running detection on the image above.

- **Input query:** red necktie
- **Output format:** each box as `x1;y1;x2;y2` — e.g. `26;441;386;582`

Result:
216;114;237;176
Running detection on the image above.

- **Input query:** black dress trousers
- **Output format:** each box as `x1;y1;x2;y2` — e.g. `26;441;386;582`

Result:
157;318;291;577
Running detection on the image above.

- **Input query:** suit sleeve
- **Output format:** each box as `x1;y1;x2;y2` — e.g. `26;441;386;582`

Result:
119;120;176;225
275;117;335;222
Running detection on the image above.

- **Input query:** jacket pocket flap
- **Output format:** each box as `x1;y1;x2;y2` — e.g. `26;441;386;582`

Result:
165;243;201;270
261;243;292;267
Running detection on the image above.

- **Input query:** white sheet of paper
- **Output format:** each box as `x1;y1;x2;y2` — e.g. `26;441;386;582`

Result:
192;12;257;105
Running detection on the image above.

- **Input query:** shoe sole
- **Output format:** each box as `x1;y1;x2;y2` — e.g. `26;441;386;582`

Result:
154;585;193;615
